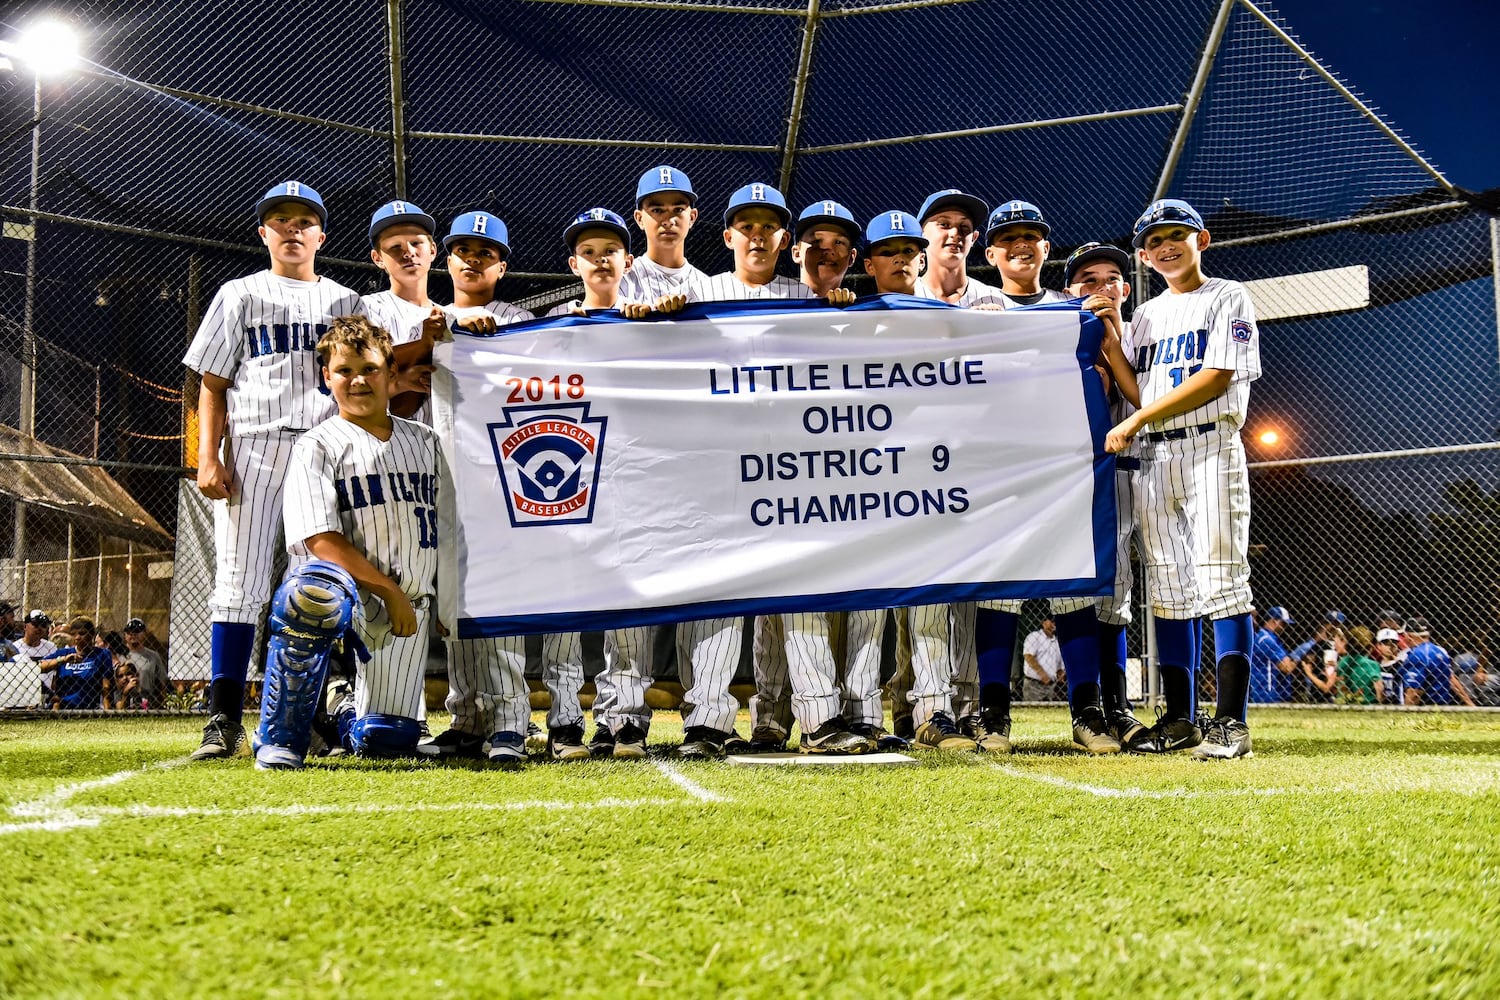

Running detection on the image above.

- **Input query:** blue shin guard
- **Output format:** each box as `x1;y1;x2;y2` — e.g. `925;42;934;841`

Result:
253;560;359;768
348;714;422;758
1213;613;1255;722
1055;608;1101;711
1155;617;1198;720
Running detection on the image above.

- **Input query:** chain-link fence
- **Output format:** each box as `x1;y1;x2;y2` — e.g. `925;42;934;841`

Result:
1;0;1495;712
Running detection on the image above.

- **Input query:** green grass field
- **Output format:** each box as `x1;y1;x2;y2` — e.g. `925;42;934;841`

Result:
4;709;1499;999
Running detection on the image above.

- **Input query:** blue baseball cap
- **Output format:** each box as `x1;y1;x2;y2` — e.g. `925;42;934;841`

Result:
1063;241;1131;285
444;211;511;256
635;165;697;206
917;189;988;228
1265;606;1294;624
723;182;790;228
255;180;326;226
1132;198;1204;248
564;207;631;249
985;200;1051;243
368;199;436;246
1325;610;1347;625
795;200;862;242
865;211;927;248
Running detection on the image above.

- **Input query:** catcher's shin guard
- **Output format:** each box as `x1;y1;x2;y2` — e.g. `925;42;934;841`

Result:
253;560;359;767
348;714;422;757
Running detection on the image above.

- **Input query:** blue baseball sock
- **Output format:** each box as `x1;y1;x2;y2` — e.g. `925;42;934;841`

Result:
209;621;256;722
1096;621;1131;715
1055;608;1101;715
974;607;1019;690
1155;617;1197;720
1212;613;1254;722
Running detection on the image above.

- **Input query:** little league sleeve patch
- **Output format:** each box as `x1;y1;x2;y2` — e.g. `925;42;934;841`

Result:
1231;318;1252;343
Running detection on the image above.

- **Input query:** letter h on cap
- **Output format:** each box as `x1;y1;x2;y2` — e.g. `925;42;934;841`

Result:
659;167;673;184
286;181;300;196
472;215;487;234
751;184;766;201
888;212;905;231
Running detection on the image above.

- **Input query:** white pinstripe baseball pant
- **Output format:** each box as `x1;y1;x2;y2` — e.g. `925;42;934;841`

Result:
443;635;531;738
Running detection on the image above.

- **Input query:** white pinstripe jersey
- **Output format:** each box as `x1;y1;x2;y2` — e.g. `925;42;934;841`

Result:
913;272;1003;307
1124;277;1262;431
971;287;1074;310
444;299;535;330
283;416;441;602
684;273;815;303
360;290;442;346
618;255;707;301
183;271;361;435
544;297;645;318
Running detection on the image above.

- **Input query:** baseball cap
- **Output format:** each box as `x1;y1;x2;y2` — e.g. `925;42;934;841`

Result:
368;199;436;246
25;609;51;627
0;601;13;615
563;208;631;249
124;617;147;633
444;212;511;257
1325;610;1347;625
1063;241;1132;285
1375;628;1402;644
1378;609;1401;622
635;165;696;206
1455;652;1480;673
255;180;327;227
723;182;791;229
917;189;988;228
795;200;862;243
985;200;1051;243
1131;198;1204;248
1265;606;1294;624
865;211;927;248
1403;616;1432;636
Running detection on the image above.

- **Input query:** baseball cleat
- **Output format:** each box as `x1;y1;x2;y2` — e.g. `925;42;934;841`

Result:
914;711;979;751
1108;710;1156;752
611;723;648;760
487;731;527;763
1192;716;1253;760
525;721;548;752
677;726;730;759
415;728;485;759
800;718;875;755
744;726;790;754
254;744;305;770
546;723;591;762
191;713;246;760
960;709;1013;754
1071;708;1123;755
1139;715;1203;754
588;727;617;759
849;722;908;751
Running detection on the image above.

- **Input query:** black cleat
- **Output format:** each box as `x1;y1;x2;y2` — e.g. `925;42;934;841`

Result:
414;728;486;759
1139;714;1203;754
588;727;617;759
678;726;730;759
612;722;648;759
190;713;245;760
800;718;875;755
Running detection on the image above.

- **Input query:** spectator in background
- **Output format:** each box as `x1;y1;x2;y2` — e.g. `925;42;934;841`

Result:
1338;625;1382;704
1289;611;1346;702
36;617;115;709
1250;606;1296;702
1299;627;1343;703
1402;618;1474;707
11;610;58;705
1021;617;1065;701
122;619;167;708
1461;654;1500;707
1374;628;1405;704
114;658;142;710
0;601;21;643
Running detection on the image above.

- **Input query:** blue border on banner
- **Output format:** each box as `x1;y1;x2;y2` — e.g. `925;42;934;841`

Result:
457;577;1110;639
451;295;1119;639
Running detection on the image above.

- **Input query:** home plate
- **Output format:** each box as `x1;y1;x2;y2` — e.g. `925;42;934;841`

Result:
726;752;918;767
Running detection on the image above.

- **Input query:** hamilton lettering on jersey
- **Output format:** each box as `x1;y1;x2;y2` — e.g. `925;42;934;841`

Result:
244;321;329;359
335;471;438;512
1136;328;1210;387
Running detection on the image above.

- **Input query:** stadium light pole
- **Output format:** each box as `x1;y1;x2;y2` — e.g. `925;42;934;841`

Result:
1;18;81;564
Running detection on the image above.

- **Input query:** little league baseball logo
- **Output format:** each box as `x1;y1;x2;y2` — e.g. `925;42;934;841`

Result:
1231;318;1252;343
488;403;608;526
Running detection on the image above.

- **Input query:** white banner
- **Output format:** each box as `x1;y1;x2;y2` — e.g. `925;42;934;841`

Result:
433;297;1116;638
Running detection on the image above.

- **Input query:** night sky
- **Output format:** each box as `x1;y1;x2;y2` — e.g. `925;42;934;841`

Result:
1270;0;1498;193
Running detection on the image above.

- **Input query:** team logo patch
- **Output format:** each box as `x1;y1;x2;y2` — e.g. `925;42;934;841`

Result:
489;403;608;527
1231;318;1252;343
